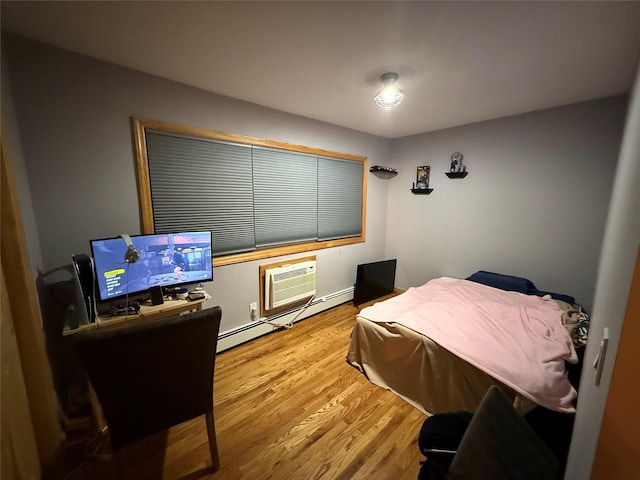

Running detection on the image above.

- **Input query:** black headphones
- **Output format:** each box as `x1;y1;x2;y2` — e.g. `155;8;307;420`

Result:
120;234;140;264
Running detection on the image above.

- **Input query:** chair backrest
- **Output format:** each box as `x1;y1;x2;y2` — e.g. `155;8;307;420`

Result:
73;306;222;449
447;385;559;480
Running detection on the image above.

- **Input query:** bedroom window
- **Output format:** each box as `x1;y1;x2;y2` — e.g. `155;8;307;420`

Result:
132;117;367;266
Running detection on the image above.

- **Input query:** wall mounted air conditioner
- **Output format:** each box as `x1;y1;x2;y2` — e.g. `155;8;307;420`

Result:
264;260;316;310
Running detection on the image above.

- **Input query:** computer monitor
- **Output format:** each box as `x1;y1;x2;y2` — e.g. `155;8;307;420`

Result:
353;259;397;306
90;231;213;302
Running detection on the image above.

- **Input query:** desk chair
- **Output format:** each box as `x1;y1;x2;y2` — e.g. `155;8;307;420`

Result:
447;385;559;480
73;306;222;477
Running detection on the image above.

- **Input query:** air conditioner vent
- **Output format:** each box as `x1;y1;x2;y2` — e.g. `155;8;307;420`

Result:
264;261;316;310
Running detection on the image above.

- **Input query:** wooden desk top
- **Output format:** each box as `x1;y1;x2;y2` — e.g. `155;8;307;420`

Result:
62;293;210;336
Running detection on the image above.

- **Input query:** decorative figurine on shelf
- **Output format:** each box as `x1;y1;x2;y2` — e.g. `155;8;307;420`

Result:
416;165;431;189
450;152;463;172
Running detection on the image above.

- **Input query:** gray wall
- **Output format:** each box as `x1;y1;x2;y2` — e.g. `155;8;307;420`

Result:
385;97;627;311
1;43;44;276
2;34;390;335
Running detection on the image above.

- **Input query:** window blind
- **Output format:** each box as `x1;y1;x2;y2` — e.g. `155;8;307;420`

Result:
318;156;363;240
145;130;256;255
252;147;318;247
142;125;365;260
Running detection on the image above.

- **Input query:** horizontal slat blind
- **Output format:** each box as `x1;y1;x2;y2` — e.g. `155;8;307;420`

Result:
318;156;363;240
140;121;366;262
145;130;255;255
252;147;318;247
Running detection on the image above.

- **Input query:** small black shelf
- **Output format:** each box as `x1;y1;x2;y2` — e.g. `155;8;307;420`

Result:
370;166;398;178
411;188;434;195
445;171;468;179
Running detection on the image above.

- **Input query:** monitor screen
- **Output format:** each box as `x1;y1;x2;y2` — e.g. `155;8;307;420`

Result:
90;231;213;302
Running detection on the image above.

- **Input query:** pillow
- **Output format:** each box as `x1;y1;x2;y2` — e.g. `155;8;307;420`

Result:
465;271;537;294
530;289;576;306
466;271;576;305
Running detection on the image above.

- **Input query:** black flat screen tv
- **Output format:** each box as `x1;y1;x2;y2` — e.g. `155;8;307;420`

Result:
353;259;397;306
90;231;213;302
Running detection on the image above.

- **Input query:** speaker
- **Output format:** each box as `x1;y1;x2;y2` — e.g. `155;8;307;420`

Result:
120;233;140;264
71;254;97;325
150;286;164;306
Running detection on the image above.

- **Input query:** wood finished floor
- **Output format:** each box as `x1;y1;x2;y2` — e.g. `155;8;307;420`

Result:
66;295;427;480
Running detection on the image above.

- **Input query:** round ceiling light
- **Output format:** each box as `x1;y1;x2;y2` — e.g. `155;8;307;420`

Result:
374;72;405;109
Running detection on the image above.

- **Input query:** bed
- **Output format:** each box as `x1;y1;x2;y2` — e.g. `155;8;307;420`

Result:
347;271;587;415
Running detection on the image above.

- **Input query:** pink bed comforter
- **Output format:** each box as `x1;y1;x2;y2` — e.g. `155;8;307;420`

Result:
358;278;578;412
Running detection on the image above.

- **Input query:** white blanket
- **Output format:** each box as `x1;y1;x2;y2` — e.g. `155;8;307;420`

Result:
358;279;578;412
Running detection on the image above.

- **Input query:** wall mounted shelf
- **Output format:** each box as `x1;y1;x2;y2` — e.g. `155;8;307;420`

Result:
370;165;398;178
411;188;434;195
445;171;468;179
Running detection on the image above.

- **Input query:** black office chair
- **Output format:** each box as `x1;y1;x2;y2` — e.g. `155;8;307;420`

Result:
419;385;560;480
73;306;222;477
447;385;559;479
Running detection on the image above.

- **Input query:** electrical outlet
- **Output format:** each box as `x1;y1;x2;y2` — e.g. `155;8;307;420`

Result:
249;302;258;320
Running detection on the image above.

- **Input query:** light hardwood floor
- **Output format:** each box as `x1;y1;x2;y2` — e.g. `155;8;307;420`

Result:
66;296;427;479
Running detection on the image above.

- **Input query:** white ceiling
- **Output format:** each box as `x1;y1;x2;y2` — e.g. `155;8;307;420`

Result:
2;1;640;139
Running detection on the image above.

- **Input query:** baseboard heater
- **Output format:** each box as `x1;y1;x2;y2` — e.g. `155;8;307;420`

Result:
217;286;353;351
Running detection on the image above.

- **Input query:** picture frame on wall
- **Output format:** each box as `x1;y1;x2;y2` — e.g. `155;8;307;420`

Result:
416;165;430;189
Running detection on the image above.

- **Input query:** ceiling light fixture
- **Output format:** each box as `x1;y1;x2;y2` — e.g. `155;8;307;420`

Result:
374;72;405;109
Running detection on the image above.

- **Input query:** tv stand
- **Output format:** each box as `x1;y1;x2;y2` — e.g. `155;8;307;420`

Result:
62;293;210;336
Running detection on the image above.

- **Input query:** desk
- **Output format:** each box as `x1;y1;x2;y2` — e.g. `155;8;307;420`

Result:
62;294;210;336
